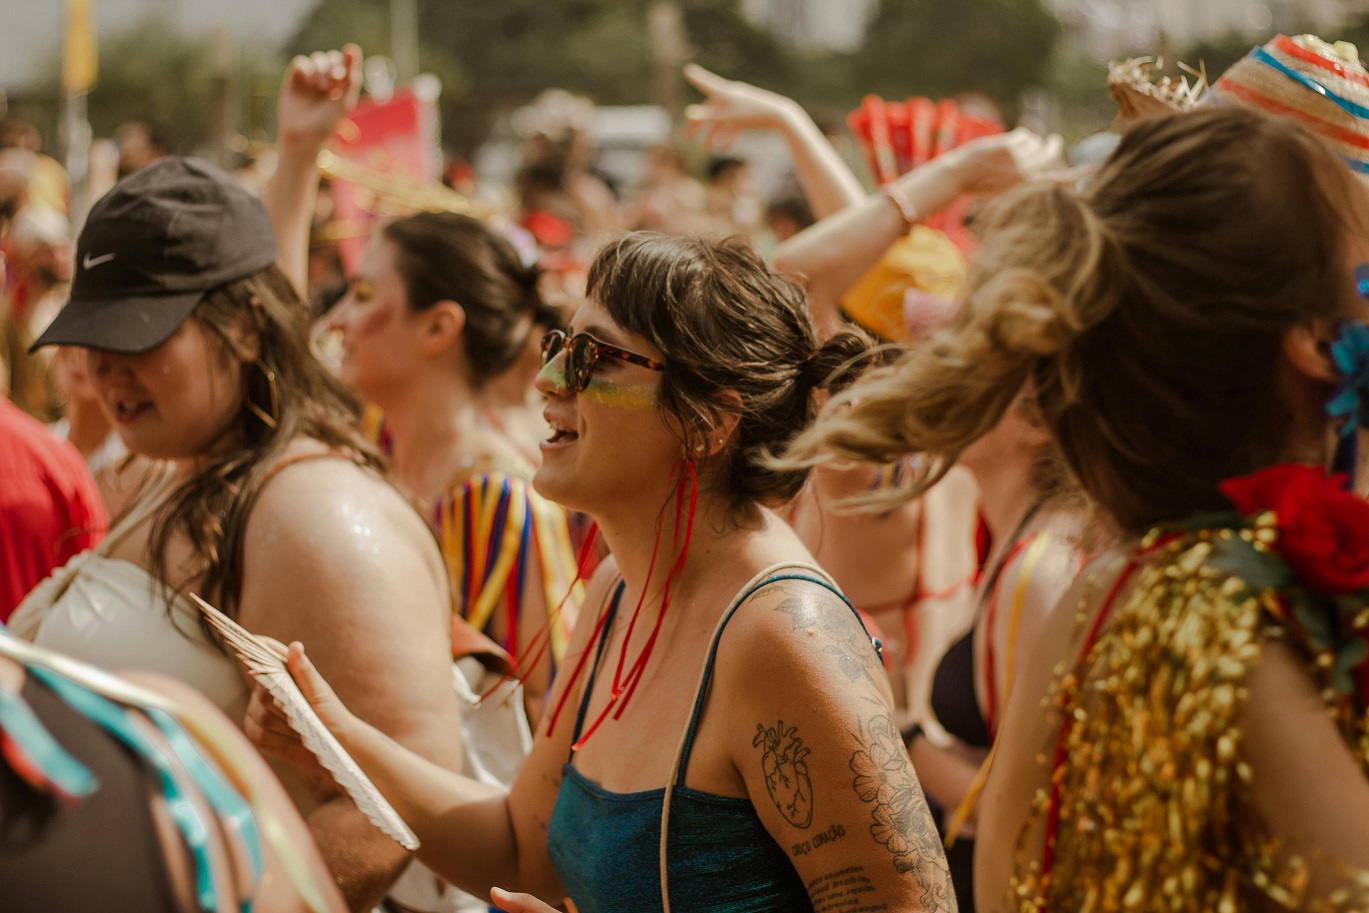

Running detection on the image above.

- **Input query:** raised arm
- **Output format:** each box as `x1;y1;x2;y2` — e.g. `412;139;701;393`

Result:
684;64;864;220
723;579;955;912
775;129;1061;339
261;46;362;298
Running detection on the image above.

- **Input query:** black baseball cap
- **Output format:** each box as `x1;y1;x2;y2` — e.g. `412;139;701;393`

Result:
31;157;278;354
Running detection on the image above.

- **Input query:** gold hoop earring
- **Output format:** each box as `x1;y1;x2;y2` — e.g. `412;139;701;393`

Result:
247;361;280;430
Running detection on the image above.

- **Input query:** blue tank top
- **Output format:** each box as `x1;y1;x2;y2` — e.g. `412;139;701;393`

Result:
545;570;879;913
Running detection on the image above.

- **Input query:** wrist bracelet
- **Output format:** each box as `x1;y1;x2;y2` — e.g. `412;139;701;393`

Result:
900;721;925;752
880;184;921;233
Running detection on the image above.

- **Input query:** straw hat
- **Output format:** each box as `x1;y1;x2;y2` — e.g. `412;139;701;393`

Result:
1209;35;1369;181
1107;57;1206;123
1110;35;1369;182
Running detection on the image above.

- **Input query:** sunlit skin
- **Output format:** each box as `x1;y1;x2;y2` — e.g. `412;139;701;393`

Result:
84;317;248;467
325;237;428;412
534;353;659;411
533;300;682;526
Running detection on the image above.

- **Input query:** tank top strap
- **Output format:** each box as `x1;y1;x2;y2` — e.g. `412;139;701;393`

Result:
673;562;870;781
96;464;179;555
567;579;627;760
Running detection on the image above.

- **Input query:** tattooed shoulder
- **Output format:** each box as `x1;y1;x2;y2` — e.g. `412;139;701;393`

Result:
765;583;884;691
849;714;955;912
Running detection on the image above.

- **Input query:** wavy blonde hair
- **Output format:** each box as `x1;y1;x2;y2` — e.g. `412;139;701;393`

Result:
785;107;1364;530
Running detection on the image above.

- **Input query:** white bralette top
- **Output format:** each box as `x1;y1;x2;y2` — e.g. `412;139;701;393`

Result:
8;474;249;722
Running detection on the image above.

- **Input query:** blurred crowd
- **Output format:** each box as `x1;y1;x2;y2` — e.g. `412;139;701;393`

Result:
3;30;1369;913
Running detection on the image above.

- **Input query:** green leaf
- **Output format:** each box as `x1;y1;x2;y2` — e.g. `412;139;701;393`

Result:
1289;590;1337;651
1331;638;1368;696
1206;537;1294;592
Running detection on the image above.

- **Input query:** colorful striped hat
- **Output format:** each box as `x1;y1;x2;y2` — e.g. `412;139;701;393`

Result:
1211;35;1369;182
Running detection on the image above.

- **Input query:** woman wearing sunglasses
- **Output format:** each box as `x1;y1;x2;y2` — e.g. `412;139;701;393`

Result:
249;232;956;913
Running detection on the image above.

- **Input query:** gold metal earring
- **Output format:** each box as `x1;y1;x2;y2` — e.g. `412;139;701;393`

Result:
247;361;280;429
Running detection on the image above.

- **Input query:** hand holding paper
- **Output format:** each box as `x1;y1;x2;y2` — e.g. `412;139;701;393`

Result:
191;594;420;851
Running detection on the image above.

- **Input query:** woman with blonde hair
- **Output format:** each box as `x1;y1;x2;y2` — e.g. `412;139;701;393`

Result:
790;106;1369;910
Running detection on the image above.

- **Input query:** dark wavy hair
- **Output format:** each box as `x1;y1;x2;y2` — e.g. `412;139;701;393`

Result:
587;232;874;508
382;211;558;385
144;265;389;641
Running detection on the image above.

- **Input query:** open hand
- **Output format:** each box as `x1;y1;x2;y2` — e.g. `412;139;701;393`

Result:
683;63;799;149
277;45;363;148
946;127;1065;197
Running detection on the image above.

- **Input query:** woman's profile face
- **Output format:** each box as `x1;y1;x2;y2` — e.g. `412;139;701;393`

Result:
85;316;245;461
532;297;682;518
325;234;429;407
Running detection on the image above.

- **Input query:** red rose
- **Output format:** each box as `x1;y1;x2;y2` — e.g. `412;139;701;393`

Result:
1221;465;1369;593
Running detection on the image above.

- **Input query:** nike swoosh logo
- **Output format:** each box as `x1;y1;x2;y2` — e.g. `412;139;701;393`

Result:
82;252;116;269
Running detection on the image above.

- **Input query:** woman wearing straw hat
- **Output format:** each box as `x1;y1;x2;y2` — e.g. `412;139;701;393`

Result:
789;101;1369;911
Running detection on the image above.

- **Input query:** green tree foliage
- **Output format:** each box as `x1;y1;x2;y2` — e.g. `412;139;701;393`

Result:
85;18;214;148
17;16;280;157
851;0;1060;115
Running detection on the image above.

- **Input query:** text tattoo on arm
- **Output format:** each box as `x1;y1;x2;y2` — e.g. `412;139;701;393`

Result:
806;866;887;913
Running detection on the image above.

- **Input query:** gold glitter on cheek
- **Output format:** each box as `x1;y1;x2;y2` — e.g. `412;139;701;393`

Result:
580;374;656;410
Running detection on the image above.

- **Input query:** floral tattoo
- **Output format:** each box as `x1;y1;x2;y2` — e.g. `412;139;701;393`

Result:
755;720;815;828
849;714;953;911
773;589;883;691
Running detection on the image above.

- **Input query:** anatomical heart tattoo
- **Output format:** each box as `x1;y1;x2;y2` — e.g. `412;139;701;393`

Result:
755;720;814;829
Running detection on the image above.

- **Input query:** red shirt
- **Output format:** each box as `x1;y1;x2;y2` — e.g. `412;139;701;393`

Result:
0;398;107;622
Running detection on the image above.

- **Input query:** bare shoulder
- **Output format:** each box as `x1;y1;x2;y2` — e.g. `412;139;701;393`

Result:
720;575;887;701
1002;532;1081;617
237;448;448;636
243;451;436;572
926;465;978;507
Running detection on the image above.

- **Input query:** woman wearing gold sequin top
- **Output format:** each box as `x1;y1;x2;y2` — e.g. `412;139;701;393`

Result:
784;107;1369;910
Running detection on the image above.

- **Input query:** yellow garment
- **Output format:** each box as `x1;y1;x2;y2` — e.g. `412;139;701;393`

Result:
840;225;966;343
28;155;71;214
363;404;582;662
435;456;582;663
1012;525;1369;912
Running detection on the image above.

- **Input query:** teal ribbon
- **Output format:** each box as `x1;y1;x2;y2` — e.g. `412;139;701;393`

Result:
0;687;99;801
28;665;223;912
145;706;263;912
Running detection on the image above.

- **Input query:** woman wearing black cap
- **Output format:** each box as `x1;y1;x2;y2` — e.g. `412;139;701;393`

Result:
10;52;464;911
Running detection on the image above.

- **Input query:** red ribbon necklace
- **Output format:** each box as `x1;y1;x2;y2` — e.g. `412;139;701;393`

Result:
545;459;699;749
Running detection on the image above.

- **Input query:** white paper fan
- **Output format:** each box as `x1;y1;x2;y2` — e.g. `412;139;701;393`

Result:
190;594;420;851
